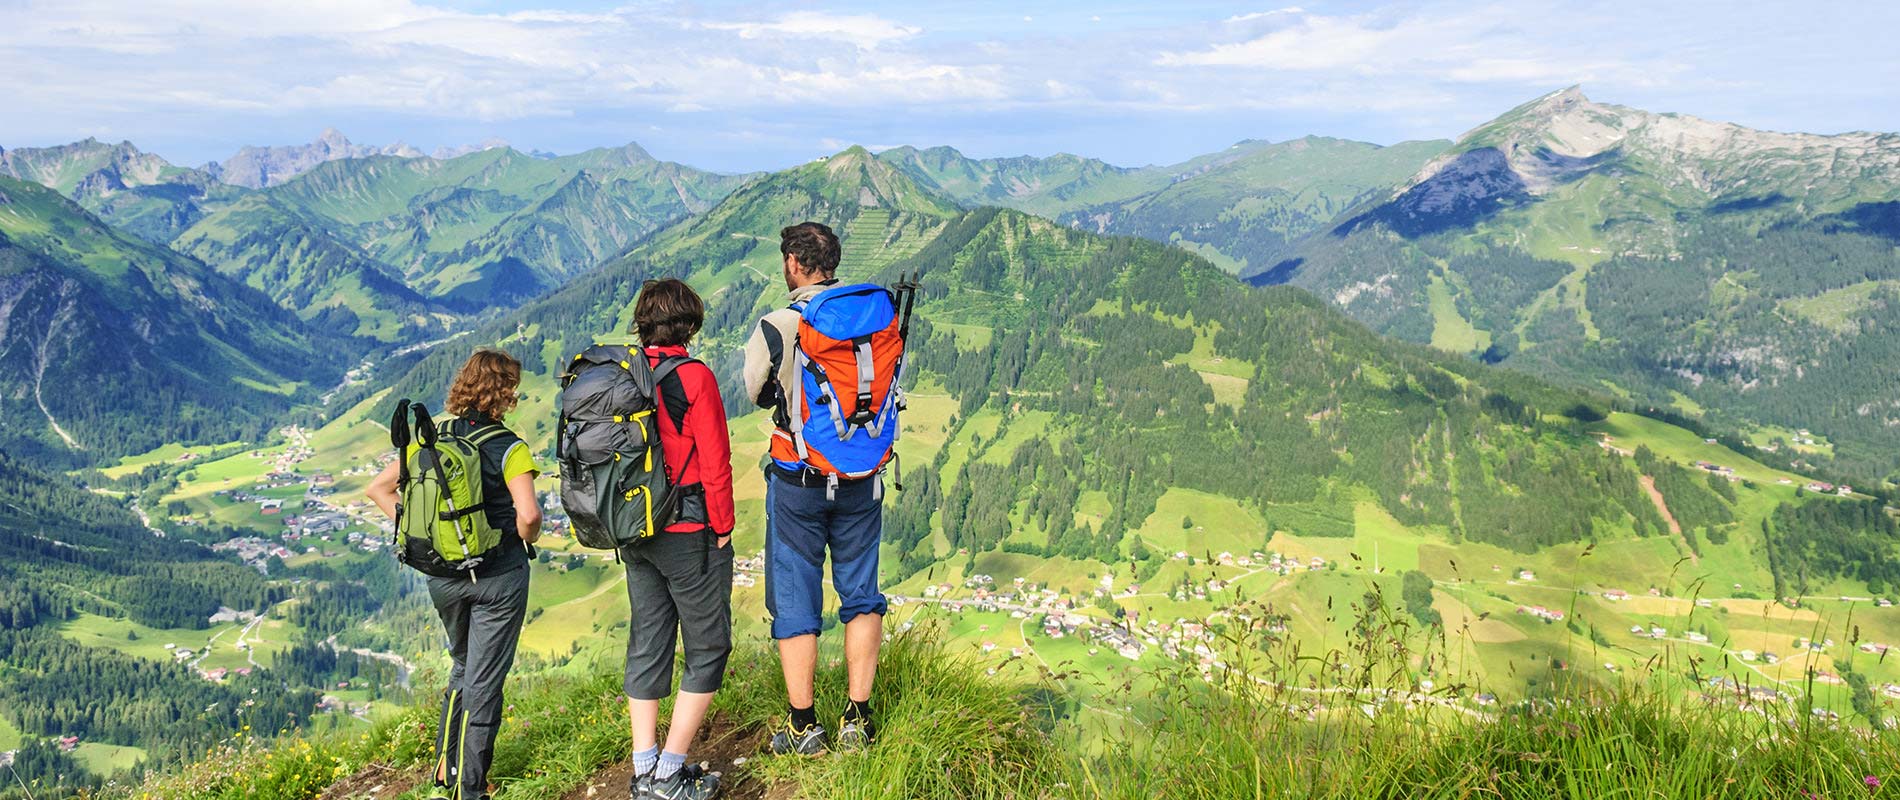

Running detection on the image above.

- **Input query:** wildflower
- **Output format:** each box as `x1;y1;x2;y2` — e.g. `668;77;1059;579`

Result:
1868;775;1883;788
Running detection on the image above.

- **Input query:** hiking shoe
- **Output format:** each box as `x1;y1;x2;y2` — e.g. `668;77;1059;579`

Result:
630;769;652;799
768;720;828;756
644;763;720;800
835;716;876;752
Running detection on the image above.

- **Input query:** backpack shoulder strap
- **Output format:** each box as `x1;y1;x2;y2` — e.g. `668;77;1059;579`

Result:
466;423;510;448
460;422;519;487
652;356;696;435
649;355;703;481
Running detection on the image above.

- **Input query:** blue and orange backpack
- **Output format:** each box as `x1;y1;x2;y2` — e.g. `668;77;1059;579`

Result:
769;276;919;497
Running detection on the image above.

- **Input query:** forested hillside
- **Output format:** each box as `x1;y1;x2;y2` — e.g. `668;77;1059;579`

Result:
0;453;336;796
0;175;346;459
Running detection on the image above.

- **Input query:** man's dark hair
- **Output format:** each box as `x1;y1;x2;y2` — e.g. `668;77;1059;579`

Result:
780;221;840;277
632;278;704;346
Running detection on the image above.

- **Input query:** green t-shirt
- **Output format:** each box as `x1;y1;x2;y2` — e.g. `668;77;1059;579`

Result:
401;439;539;481
500;440;540;483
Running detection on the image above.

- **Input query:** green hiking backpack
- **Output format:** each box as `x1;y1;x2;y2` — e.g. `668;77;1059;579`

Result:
390;399;508;574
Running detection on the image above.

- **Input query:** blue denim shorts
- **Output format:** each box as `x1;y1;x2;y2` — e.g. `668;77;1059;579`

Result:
764;470;888;639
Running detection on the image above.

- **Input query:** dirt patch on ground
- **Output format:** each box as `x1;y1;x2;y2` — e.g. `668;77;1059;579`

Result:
1638;475;1682;536
319;762;427;800
559;714;775;800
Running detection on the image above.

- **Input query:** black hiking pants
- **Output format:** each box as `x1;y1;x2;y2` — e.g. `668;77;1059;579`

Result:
621;530;735;699
427;563;530;798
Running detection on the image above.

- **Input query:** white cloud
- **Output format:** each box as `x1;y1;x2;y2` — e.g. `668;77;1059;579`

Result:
1159;12;1456;71
0;1;975;127
702;11;921;48
1224;8;1305;24
1155;4;1673;90
0;0;1887;168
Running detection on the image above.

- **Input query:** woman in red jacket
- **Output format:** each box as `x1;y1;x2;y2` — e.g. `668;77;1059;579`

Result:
621;278;735;800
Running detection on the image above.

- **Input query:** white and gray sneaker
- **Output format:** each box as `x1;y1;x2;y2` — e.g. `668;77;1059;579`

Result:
644;764;721;800
768;721;828;756
835;716;876;752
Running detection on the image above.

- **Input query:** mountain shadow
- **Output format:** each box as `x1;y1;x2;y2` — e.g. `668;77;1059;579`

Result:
1331;148;1531;239
1823;200;1900;243
1246;257;1304;286
1708;192;1792;215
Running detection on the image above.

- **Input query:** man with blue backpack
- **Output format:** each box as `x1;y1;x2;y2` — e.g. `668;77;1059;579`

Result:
742;221;915;755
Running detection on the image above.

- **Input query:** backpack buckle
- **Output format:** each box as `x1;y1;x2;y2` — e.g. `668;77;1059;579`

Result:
848;392;876;426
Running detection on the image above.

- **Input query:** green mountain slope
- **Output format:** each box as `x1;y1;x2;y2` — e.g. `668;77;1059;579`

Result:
1260;87;1900;478
169;193;449;340
876;145;1168;217
340;148;1898;705
1061;137;1448;273
876;138;1446;275
0;138;247;242
363;146;958;427
3;136;765;346
264;143;752;293
0;175;345;459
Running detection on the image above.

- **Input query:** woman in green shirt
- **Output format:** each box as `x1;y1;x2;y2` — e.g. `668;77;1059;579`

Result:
367;348;541;800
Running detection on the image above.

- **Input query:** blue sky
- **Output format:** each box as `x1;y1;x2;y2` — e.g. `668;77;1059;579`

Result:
2;0;1896;173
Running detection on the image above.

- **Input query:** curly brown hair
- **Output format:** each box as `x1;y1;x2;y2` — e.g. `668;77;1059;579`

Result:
445;348;522;421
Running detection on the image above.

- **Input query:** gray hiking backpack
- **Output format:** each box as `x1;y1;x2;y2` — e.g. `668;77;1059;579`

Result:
557;341;696;550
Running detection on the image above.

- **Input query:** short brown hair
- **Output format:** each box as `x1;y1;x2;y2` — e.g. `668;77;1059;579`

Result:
780;221;840;277
633;278;704;347
445;348;522;421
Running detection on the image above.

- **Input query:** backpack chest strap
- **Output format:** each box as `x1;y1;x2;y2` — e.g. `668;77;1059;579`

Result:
849;335;877;431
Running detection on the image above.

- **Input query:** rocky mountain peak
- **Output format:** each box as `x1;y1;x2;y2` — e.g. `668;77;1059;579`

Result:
1403;86;1900;204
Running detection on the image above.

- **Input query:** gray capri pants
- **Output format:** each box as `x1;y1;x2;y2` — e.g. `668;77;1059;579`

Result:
622;531;735;698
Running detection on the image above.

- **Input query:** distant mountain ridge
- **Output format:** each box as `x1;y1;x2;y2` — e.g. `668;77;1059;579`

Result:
0;138;244;242
182;143;754;321
205;128;419;188
876;137;1448;273
1262;87;1900;478
2;134;756;341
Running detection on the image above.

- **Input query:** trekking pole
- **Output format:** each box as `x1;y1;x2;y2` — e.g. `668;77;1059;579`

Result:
896;270;921;343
